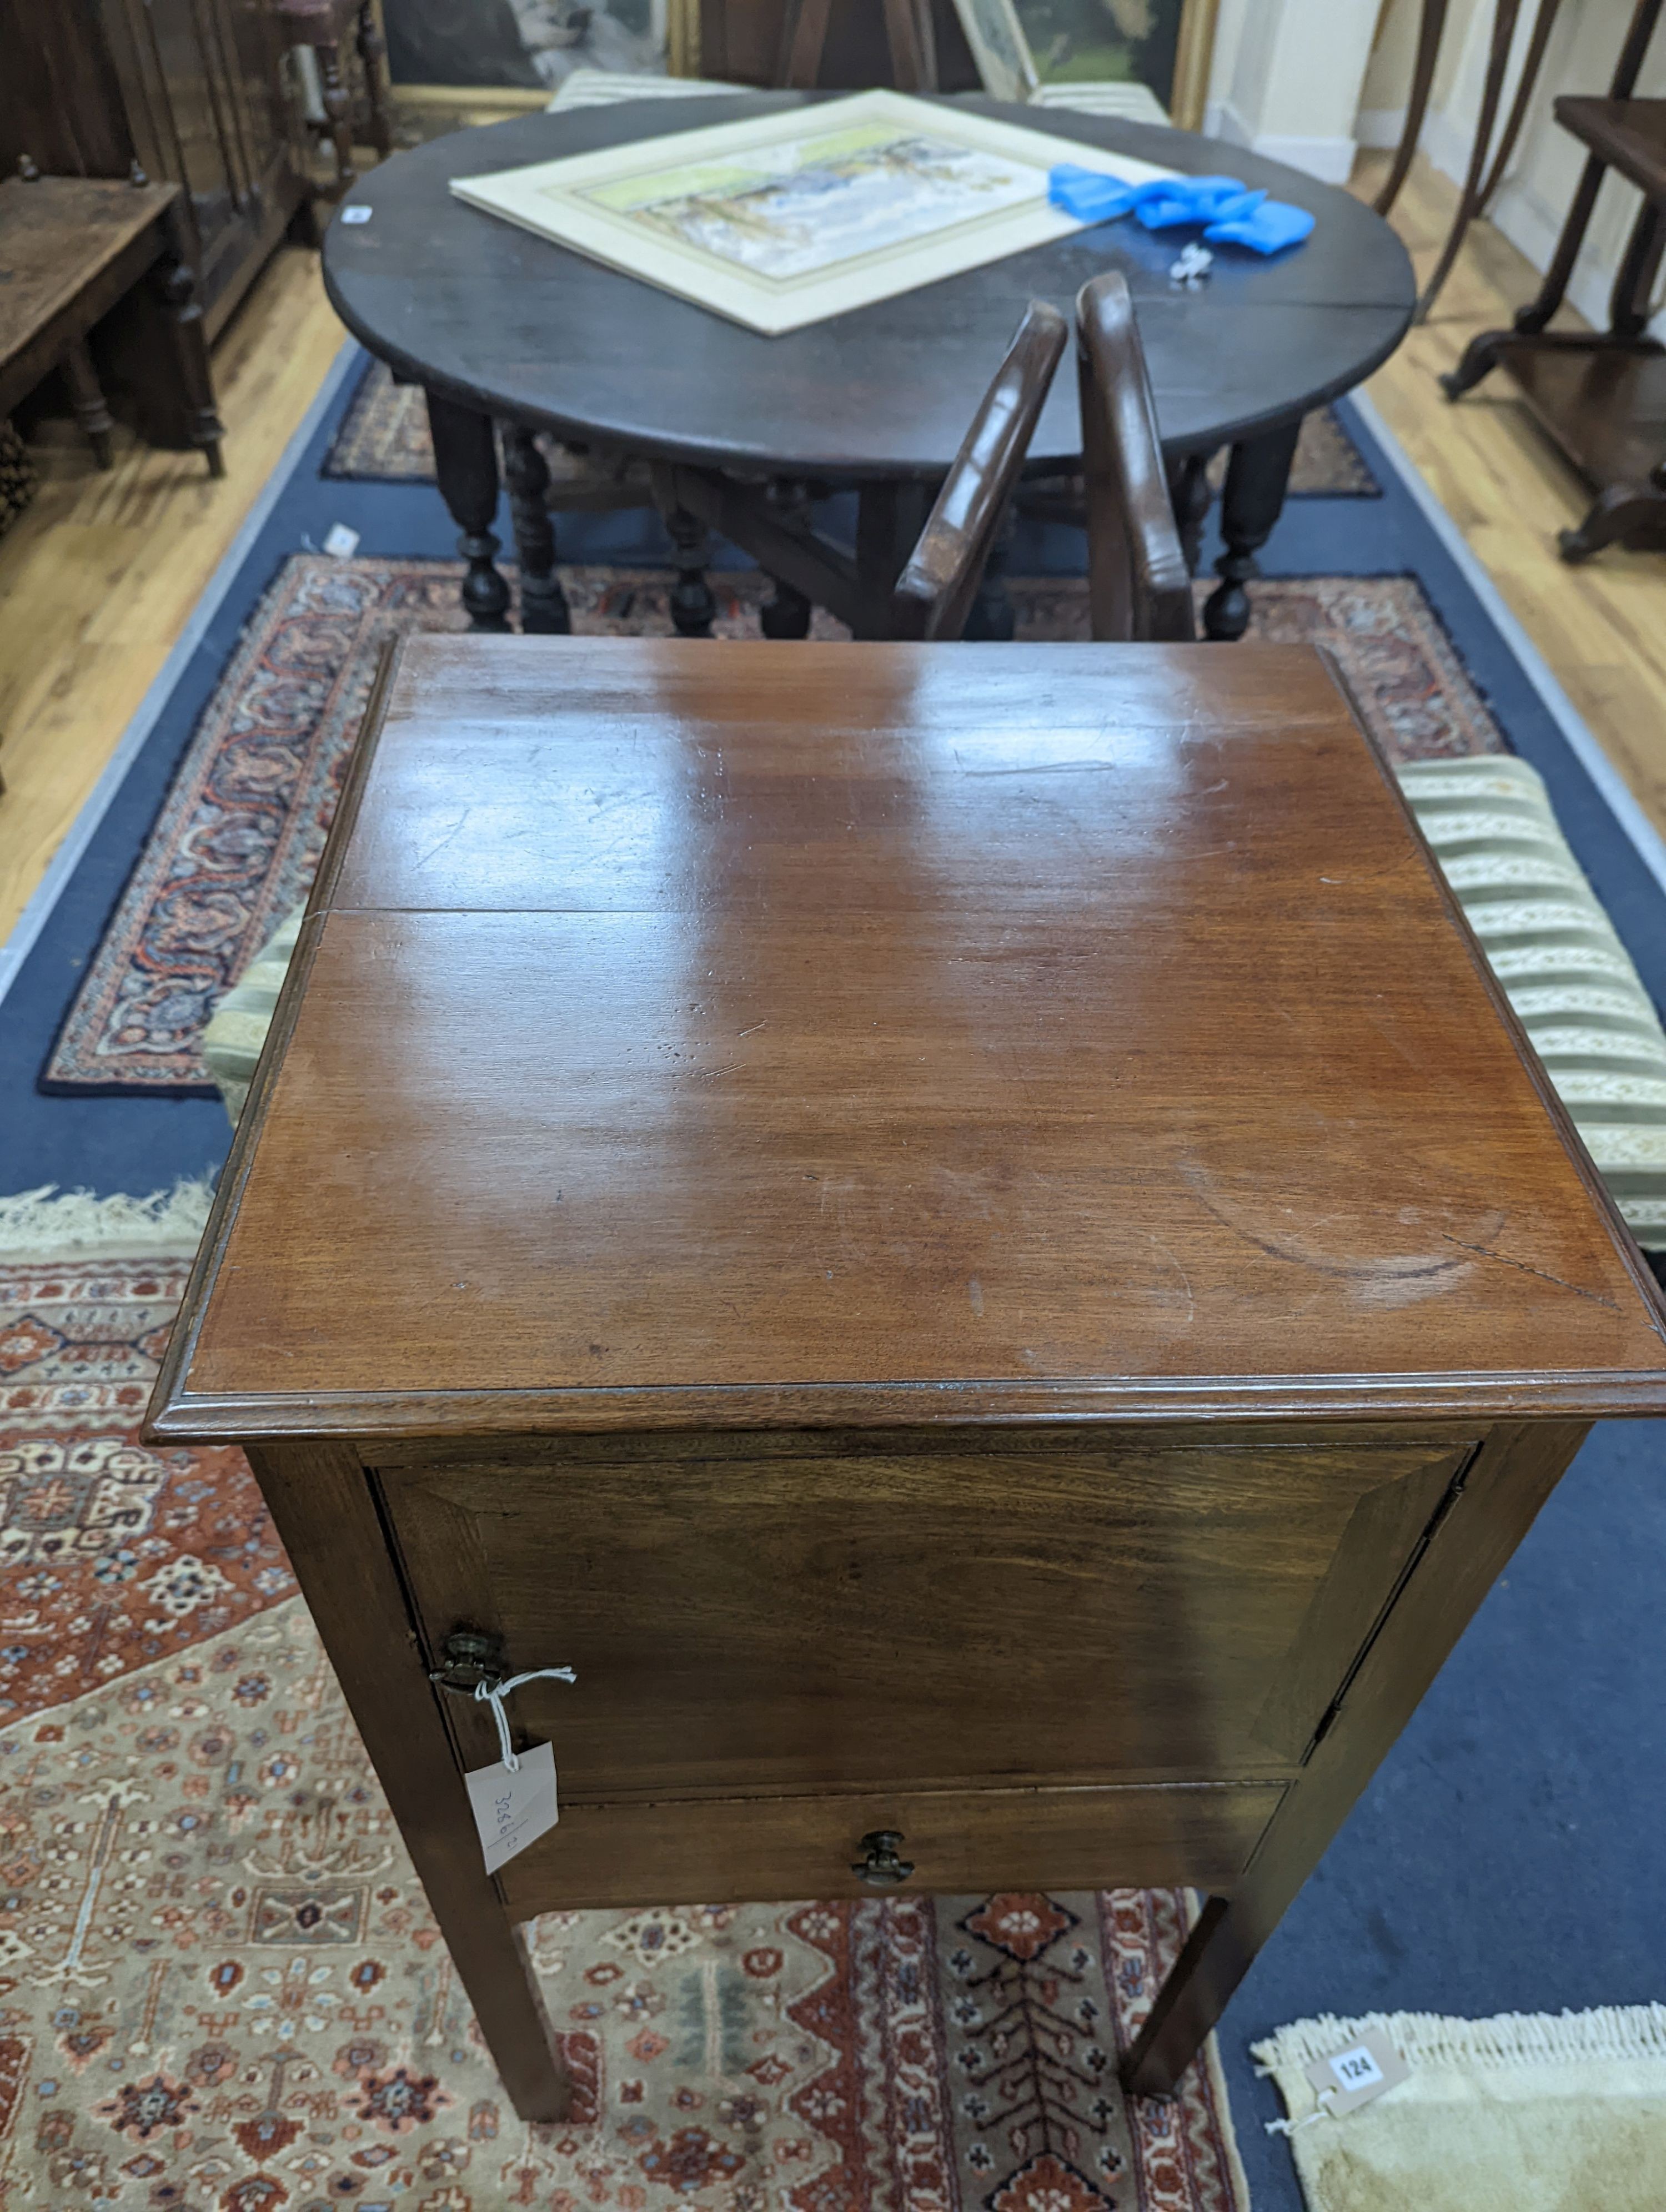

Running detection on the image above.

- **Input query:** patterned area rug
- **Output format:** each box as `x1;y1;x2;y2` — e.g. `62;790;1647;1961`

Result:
43;557;1500;1094
324;358;1379;497
0;1254;1248;2212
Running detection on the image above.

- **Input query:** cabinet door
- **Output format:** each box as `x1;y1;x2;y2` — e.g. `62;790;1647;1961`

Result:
96;0;304;322
377;1437;1474;1803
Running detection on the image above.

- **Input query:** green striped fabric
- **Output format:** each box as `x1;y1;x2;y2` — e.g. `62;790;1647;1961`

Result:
200;904;304;1125
1396;754;1666;1251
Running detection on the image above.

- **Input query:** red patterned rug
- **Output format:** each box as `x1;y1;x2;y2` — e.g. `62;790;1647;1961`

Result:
324;358;1381;498
42;557;1502;1095
0;1248;1249;2212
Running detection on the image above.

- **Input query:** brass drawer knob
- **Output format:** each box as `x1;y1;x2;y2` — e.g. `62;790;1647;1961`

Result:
851;1829;915;1886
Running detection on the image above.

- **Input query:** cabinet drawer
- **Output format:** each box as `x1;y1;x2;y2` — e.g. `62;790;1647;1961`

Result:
497;1779;1288;1917
382;1437;1472;1802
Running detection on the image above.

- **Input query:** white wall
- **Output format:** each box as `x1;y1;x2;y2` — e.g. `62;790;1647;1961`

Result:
1359;0;1666;331
1205;0;1383;182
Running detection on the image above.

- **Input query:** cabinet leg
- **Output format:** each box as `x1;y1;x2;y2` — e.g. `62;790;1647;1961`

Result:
62;338;114;470
153;215;225;477
315;37;357;193
247;1445;574;2124
502;424;571;634
428;393;510;631
1202;419;1300;642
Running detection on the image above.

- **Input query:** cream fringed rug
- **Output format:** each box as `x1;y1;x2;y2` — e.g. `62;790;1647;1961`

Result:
1254;2009;1666;2211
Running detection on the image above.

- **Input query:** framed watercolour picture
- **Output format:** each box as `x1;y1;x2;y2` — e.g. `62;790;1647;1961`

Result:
450;88;1171;333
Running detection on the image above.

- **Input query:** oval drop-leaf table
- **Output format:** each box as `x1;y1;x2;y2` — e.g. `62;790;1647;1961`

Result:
320;94;1416;642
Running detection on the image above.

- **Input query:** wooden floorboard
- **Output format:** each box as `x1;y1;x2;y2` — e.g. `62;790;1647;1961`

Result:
0;246;345;943
0;159;1663;957
1353;153;1666;844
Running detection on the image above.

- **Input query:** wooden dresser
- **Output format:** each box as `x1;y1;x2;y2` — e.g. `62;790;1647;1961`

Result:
148;637;1666;2123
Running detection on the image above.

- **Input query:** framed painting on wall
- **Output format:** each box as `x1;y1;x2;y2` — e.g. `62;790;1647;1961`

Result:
951;0;1217;129
381;0;673;94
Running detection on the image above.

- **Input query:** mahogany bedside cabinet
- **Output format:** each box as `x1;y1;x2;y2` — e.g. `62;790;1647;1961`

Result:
148;636;1666;2124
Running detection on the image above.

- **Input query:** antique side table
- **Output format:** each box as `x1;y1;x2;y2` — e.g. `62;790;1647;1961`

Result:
0;172;224;476
320;96;1415;642
149;638;1666;2123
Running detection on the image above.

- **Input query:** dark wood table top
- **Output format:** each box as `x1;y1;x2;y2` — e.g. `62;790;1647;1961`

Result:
320;95;1416;476
152;639;1666;1444
0;174;180;364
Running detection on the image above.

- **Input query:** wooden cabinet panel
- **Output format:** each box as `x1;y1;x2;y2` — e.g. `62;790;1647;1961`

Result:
96;0;305;327
379;1439;1472;1802
496;1779;1289;1916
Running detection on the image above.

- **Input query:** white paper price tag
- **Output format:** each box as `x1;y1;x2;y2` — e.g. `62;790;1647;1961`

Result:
465;1740;558;1875
1301;2028;1409;2118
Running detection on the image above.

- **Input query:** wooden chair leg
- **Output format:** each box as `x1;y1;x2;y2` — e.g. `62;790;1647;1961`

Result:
1375;0;1449;217
1416;0;1523;322
315;36;357;193
62;338;115;470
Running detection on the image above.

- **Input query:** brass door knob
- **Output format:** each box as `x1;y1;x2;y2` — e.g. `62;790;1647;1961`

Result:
851;1829;915;1886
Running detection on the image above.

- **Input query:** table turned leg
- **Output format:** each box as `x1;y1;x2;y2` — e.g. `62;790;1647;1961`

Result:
63;339;114;471
1166;451;1214;576
760;478;815;636
153;209;225;478
853;478;933;639
1202;419;1301;642
667;506;717;637
501;425;571;634
428;393;510;631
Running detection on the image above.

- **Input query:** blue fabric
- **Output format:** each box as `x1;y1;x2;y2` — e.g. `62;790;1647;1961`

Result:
1132;177;1264;229
1048;164;1313;253
1046;163;1140;223
1205;198;1317;254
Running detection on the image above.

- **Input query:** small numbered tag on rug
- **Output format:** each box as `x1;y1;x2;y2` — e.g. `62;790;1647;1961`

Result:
465;1740;559;1875
1303;2028;1410;2117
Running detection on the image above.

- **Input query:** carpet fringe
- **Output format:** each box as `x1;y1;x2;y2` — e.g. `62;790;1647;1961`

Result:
1253;2004;1666;2079
0;1178;215;1261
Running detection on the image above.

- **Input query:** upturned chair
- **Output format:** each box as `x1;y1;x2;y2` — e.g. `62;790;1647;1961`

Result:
887;299;1068;640
1075;270;1196;643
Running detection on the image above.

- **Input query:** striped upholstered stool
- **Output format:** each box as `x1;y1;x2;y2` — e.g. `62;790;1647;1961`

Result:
200;905;304;1124
1396;753;1666;1254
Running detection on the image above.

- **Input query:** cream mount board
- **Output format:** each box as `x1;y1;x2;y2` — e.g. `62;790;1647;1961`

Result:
449;88;1174;335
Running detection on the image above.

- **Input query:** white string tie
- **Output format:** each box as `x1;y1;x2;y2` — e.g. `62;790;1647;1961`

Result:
473;1665;577;1772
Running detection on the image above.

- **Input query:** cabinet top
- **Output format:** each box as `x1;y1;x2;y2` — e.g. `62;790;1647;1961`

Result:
149;637;1666;1440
